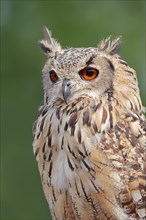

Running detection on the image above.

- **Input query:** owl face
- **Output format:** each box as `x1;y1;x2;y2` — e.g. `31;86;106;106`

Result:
40;27;141;114
42;47;115;104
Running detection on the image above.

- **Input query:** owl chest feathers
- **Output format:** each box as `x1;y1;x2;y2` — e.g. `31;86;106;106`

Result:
34;96;121;190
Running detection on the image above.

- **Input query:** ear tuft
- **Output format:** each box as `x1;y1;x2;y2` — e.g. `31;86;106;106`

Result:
39;26;62;56
98;36;122;55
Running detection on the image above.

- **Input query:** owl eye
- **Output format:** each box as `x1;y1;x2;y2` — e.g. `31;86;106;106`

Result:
50;70;59;83
79;67;99;81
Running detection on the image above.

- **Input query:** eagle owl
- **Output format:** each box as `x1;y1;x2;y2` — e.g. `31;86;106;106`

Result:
33;27;146;220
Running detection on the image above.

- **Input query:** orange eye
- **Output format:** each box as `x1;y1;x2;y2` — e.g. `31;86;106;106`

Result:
79;67;99;81
50;70;59;83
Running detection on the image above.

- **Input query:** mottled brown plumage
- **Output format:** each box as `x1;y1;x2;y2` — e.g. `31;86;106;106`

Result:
33;27;146;220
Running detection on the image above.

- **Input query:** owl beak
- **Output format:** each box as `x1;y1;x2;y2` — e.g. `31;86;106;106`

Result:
62;79;71;103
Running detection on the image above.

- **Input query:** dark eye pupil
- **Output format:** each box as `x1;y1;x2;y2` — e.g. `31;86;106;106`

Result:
86;69;94;76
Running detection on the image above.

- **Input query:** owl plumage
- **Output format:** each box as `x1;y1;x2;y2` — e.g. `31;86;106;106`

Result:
33;27;146;220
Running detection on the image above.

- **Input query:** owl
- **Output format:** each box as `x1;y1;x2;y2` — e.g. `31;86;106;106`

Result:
33;27;146;220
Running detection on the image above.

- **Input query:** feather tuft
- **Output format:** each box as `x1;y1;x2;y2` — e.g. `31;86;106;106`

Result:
98;36;122;55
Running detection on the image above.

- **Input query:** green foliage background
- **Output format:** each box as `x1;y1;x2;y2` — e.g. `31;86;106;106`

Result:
1;1;145;220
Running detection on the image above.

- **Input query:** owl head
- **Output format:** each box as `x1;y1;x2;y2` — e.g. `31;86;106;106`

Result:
39;27;142;114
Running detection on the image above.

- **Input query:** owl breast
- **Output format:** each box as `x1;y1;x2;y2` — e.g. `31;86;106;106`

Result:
34;95;117;192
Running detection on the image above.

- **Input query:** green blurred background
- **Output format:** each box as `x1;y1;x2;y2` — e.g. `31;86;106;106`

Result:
1;1;145;220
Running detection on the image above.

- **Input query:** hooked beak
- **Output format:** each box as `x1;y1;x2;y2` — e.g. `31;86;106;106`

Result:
62;79;71;103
